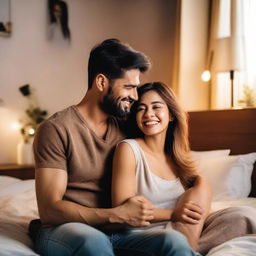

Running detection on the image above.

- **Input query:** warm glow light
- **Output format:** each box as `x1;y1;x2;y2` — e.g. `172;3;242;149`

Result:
10;122;21;131
28;128;35;135
201;70;211;82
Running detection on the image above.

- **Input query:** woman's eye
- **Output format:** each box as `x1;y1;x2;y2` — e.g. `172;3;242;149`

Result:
137;107;146;112
153;105;162;109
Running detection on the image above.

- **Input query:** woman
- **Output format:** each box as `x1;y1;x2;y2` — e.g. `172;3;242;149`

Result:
112;82;212;252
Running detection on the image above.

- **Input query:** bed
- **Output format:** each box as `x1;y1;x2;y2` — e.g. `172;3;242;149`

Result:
0;108;255;256
189;108;256;255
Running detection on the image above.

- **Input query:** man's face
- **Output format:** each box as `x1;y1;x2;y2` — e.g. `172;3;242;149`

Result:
101;69;140;118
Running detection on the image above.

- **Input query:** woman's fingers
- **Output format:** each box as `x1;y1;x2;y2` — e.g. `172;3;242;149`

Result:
179;201;204;223
181;214;200;224
185;201;204;215
184;208;202;220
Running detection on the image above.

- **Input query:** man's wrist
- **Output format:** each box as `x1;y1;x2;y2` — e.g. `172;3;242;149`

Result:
108;205;124;224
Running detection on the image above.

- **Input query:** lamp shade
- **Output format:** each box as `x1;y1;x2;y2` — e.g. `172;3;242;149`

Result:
213;36;245;72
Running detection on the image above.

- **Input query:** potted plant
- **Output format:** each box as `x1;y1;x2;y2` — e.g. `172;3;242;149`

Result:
17;84;48;164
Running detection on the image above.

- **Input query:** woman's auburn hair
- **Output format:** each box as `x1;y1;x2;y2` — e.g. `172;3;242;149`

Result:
129;82;197;188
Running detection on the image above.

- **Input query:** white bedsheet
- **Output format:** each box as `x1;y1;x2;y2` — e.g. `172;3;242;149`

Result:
207;235;256;256
0;176;39;256
0;176;256;256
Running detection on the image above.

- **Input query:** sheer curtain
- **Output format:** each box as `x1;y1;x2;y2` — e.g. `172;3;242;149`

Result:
210;0;256;109
241;0;256;107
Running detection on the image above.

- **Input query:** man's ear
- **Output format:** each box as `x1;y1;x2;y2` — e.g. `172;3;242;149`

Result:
95;74;109;92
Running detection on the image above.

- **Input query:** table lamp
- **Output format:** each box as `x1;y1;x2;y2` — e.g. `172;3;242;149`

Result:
213;36;244;108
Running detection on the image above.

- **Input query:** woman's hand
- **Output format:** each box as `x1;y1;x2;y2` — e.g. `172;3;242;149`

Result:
171;200;203;224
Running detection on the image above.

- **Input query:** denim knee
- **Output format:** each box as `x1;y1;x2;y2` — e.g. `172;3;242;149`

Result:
159;230;195;256
35;222;114;256
75;229;113;255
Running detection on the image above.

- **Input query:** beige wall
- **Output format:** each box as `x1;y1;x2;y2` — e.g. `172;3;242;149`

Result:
179;0;209;111
0;0;178;163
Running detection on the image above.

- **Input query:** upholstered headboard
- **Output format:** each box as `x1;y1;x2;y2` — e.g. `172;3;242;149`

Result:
188;108;256;197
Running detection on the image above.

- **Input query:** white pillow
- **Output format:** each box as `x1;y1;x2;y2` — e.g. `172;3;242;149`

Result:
196;153;256;201
191;149;230;160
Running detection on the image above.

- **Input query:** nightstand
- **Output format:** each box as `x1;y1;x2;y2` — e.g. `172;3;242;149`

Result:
0;164;35;180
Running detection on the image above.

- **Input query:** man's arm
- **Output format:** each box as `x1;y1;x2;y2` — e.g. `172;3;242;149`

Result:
36;167;154;227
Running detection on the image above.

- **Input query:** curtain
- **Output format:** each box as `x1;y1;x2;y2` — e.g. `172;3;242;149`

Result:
206;0;221;109
209;0;256;109
239;0;256;107
169;0;182;95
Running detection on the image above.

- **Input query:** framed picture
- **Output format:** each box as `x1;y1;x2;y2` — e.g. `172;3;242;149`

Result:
0;0;11;37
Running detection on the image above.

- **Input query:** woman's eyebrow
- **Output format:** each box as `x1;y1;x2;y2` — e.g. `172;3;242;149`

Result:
138;101;164;105
151;101;165;105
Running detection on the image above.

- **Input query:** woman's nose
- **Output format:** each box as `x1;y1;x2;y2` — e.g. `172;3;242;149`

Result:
144;108;154;117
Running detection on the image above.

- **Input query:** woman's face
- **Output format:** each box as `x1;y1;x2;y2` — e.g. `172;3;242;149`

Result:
136;90;171;137
54;4;62;20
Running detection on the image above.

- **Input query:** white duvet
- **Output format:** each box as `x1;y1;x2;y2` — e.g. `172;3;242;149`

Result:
0;176;256;256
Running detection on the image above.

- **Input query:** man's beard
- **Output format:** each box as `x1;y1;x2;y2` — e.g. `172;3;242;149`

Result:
100;87;131;119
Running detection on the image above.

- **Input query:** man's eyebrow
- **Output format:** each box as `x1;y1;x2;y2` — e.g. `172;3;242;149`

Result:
123;84;139;88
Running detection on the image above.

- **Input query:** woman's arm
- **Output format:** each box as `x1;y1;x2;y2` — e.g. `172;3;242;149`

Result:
112;142;154;226
172;175;212;250
36;166;154;227
112;142;137;206
175;175;212;216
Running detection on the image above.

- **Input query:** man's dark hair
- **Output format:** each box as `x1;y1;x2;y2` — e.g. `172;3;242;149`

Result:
87;39;151;89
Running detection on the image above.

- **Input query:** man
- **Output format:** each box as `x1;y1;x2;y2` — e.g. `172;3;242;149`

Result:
32;39;204;255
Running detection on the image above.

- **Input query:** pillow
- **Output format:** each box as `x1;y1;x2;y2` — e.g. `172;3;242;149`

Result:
196;153;256;201
191;149;230;160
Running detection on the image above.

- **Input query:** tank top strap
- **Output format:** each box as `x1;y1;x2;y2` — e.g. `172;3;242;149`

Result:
117;139;144;166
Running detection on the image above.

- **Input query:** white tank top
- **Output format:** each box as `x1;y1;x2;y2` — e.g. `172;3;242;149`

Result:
119;139;185;230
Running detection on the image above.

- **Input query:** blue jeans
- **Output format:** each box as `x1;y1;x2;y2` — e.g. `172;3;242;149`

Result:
35;222;201;256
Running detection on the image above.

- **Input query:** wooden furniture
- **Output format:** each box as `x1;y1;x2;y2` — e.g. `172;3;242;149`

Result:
188;108;256;197
0;164;35;179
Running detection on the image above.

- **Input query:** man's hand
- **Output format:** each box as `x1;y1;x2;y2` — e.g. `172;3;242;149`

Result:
111;195;154;227
172;200;203;224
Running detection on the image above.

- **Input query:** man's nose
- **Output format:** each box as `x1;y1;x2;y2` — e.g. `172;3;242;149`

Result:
130;88;138;101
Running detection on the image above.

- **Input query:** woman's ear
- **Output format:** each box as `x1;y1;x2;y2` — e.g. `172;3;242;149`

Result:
169;114;173;122
95;74;109;92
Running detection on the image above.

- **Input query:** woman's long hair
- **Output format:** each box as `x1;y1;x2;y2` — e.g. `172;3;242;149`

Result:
129;82;197;188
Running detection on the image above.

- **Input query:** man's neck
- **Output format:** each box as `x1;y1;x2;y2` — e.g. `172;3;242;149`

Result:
76;90;110;138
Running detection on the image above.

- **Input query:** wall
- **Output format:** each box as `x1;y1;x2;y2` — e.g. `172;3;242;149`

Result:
179;0;209;111
0;0;178;164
